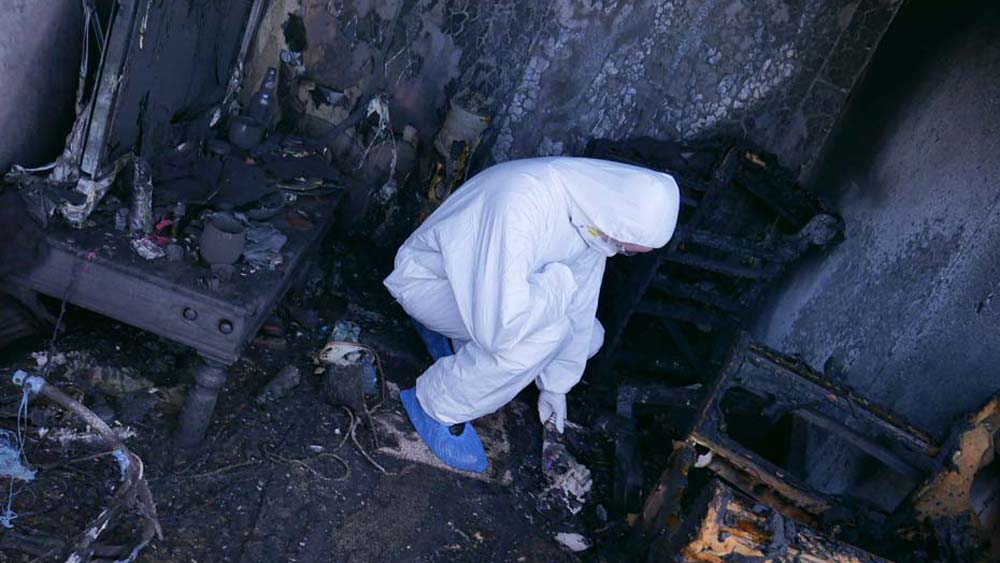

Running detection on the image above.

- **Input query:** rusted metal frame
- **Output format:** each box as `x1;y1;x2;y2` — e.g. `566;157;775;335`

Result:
747;343;939;458
649;275;743;313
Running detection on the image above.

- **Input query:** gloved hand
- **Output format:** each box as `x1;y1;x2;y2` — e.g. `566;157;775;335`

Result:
538;390;567;433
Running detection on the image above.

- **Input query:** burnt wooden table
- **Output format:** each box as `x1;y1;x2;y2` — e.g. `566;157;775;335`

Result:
10;193;340;447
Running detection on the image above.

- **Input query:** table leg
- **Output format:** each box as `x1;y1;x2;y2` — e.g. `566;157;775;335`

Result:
175;358;229;448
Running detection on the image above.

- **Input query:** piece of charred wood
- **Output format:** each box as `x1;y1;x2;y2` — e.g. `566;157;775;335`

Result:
689;430;834;518
747;342;939;460
615;384;702;515
685;333;939;526
629;442;698;561
900;393;1000;561
652;479;892;562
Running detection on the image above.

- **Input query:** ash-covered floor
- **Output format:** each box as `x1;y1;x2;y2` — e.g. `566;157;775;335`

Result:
0;241;624;562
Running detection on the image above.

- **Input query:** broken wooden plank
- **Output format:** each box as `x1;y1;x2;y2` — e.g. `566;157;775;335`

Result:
690;430;834;517
632;442;698;556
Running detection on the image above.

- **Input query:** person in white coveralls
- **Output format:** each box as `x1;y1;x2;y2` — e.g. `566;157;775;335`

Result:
384;157;680;472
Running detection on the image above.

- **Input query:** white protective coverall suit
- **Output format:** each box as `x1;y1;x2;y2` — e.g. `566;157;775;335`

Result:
384;157;680;425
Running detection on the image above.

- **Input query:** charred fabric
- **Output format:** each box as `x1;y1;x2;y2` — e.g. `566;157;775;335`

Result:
0;1;994;562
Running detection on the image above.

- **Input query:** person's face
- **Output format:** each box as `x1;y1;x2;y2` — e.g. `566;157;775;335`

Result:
618;242;655;256
596;230;654;256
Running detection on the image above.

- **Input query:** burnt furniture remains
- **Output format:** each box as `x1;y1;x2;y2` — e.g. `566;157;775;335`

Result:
618;333;1000;560
640;478;891;562
9;193;340;447
3;0;344;448
586;139;843;391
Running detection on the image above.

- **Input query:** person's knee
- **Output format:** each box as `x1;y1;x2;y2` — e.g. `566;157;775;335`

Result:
494;318;571;371
588;319;605;359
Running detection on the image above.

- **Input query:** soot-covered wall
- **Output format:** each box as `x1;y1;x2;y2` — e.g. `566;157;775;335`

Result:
247;0;900;174
753;0;1000;500
0;2;81;171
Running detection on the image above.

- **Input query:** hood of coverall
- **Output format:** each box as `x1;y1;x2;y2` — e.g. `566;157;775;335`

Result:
548;158;681;251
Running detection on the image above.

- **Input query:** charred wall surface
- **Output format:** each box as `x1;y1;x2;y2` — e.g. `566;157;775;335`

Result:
753;0;1000;493
0;2;81;170
247;0;901;174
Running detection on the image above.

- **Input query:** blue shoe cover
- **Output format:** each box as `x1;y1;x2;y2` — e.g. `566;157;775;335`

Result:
412;320;454;361
400;388;487;473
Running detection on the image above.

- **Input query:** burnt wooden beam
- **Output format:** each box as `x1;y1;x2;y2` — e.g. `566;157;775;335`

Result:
731;148;826;229
690;430;834;517
747;343;939;458
634;300;731;328
662;252;776;280
618;383;703;411
705;455;820;527
592;250;665;391
679;213;842;266
792;408;924;479
631;443;698;561
653;480;892;562
680;229;790;262
615;395;645;516
661;319;709;374
616;350;693;378
615;384;702;515
649;276;743;313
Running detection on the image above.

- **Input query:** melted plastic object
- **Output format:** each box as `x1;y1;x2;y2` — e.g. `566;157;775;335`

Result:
0;431;34;482
319;321;377;396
